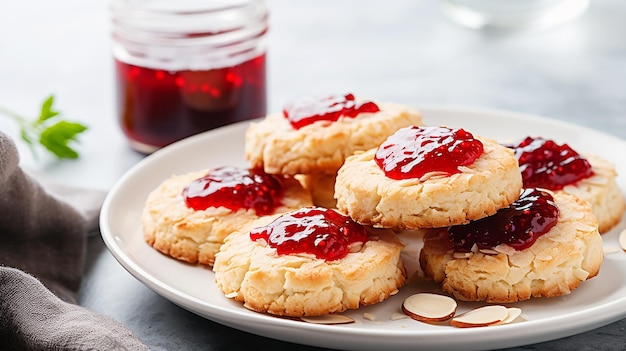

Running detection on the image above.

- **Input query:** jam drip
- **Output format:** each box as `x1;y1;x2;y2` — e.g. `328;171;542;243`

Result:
183;166;284;215
282;93;380;129
448;188;559;252
503;136;594;190
374;126;484;180
249;207;369;261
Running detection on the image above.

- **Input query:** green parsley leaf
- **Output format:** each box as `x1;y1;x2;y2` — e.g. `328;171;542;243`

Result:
39;121;88;159
0;94;88;159
37;95;60;123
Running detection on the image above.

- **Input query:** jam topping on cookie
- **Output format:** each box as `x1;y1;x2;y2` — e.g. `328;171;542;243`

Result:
503;136;594;190
183;166;284;215
283;93;380;129
374;126;484;180
448;188;559;252
250;207;368;261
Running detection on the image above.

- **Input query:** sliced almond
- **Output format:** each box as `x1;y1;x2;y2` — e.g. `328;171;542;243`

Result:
619;229;626;252
573;268;590;281
401;293;457;322
300;315;355;325
576;223;598;232
450;305;508;328
363;312;375;321
604;245;620;255
497;307;522;325
453;252;472;259
390;312;409;321
419;171;449;182
478;248;499;255
493;244;516;255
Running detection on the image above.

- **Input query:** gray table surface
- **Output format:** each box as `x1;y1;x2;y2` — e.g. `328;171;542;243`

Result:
1;0;625;350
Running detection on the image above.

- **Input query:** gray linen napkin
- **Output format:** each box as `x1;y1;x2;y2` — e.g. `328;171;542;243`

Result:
0;131;148;350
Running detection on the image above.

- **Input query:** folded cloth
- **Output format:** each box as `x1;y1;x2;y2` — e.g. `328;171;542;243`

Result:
0;267;148;351
0;132;148;350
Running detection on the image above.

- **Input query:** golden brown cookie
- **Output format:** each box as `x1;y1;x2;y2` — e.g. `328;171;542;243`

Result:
296;173;337;208
560;154;625;233
142;168;313;266
213;209;406;317
334;137;523;230
419;191;603;303
502;136;624;234
245;101;422;175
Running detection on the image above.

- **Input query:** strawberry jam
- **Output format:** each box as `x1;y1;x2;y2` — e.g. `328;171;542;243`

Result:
182;166;283;215
249;207;368;261
374;126;484;180
448;188;559;252
504;136;594;190
115;55;266;153
282;93;380;129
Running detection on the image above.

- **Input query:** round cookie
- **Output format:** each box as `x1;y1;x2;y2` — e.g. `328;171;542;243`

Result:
142;169;313;266
245;101;423;175
503;136;624;234
213;210;406;317
334;136;523;230
560;154;625;233
419;191;603;303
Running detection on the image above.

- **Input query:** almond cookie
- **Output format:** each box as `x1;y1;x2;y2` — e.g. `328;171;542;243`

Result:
420;189;603;303
561;155;625;233
335;126;523;229
296;173;337;208
142;166;312;266
245;93;423;175
213;207;406;317
504;136;625;233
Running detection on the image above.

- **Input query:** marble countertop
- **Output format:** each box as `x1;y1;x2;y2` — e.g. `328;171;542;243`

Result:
1;0;625;350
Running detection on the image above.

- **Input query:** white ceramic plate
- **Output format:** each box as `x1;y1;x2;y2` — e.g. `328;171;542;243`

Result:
100;106;626;351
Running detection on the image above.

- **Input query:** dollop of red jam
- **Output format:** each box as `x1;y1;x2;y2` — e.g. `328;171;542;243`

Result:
374;126;484;180
249;207;369;261
504;136;594;190
282;93;380;129
448;188;559;252
182;166;284;215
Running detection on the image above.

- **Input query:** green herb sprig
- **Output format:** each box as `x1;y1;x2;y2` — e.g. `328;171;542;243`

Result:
0;95;88;159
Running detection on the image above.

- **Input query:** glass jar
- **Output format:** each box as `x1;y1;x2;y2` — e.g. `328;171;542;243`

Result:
111;0;268;154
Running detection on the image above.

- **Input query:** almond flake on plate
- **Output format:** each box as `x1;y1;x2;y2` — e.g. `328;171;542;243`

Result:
301;315;355;325
450;305;508;328
390;312;409;321
402;293;457;322
363;313;376;321
497;307;523;325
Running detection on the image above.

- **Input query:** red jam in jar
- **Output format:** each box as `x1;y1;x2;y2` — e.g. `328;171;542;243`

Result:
282;93;380;129
448;188;559;252
182;166;283;216
115;56;266;153
503;136;594;190
249;207;369;261
111;0;269;154
374;126;484;180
